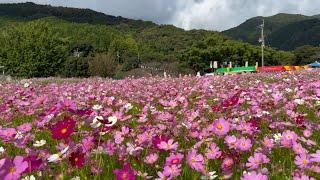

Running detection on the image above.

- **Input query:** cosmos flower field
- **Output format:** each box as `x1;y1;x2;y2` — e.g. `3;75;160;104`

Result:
1;70;320;180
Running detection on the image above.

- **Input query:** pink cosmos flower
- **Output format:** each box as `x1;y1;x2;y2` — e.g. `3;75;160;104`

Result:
163;164;181;178
295;154;310;169
225;135;238;149
165;153;183;166
246;152;270;170
293;143;308;155
237;137;252;151
241;171;268;180
205;142;222;159
211;118;230;136
102;140;117;156
293;174;316;180
113;162;136;180
310;150;320;163
0;156;28;180
61;98;77;111
281;130;298;147
221;157;234;171
262;137;274;149
186;149;205;173
144;153;159;164
0;128;16;141
157;139;178;151
303;129;312;138
17;123;32;133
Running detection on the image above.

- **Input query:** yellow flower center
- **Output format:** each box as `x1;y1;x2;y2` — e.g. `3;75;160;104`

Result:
9;167;16;173
61;128;68;134
302;159;308;165
122;172;129;179
216;123;223;130
172;159;178;164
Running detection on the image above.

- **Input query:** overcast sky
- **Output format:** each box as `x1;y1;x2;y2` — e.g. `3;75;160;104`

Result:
1;0;320;31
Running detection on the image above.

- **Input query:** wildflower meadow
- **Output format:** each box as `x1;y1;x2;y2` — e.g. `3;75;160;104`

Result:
0;70;320;180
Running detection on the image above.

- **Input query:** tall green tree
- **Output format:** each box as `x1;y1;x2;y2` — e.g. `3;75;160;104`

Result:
0;20;69;77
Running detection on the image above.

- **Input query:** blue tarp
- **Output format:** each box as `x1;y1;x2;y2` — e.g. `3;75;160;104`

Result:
309;61;320;67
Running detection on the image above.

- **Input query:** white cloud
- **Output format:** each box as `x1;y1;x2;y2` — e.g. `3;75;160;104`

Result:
1;0;320;31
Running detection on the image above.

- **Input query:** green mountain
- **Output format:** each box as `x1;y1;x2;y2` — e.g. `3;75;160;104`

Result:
0;2;298;78
0;2;155;31
223;13;320;50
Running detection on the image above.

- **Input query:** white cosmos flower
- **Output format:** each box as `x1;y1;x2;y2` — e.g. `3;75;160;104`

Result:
47;154;60;163
285;88;293;93
33;140;46;147
201;171;218;180
70;176;80;180
0;147;5;153
48;146;69;163
273;133;282;142
90;116;103;128
21;175;36;180
14;131;23;140
294;99;305;105
92;104;103;110
106;116;117;127
23;82;30;88
124;103;133;110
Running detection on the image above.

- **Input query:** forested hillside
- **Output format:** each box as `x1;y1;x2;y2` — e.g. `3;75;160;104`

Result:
223;13;320;50
0;2;311;78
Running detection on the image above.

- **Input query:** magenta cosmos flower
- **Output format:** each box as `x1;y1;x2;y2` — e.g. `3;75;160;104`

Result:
0;156;28;180
211;118;230;136
50;116;76;140
165;153;183;166
241;171;268;180
113;162;136;180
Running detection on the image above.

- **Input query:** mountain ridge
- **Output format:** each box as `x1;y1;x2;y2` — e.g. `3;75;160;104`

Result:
223;13;320;50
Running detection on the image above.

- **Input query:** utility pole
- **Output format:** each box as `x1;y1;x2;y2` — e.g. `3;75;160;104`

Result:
259;19;265;67
0;66;4;75
117;51;120;63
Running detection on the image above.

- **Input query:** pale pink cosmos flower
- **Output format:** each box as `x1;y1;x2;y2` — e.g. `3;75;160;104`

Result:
157;139;178;151
144;153;159;164
246;152;270;170
163;164;181;178
225;135;238;149
281;130;298;147
186;149;205;173
237;137;252;151
310;150;320;163
241;171;268;180
303;129;312;138
262;137;274;149
295;153;310;169
211;118;230;136
205;142;221;159
293;143;308;155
